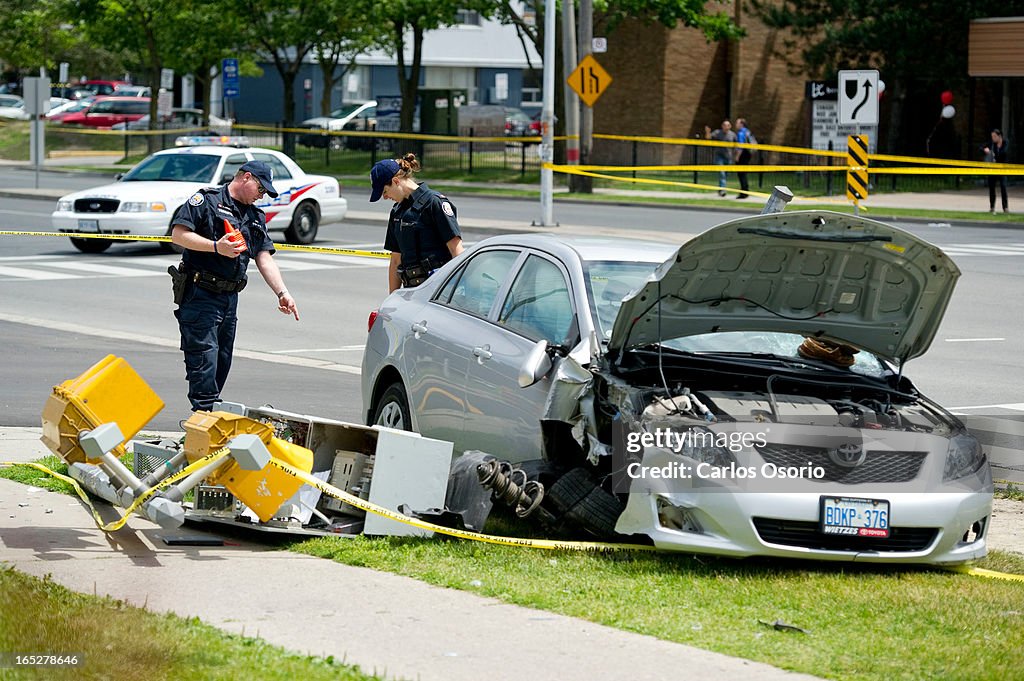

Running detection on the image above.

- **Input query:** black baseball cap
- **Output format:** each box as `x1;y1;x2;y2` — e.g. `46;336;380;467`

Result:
369;159;400;202
239;160;279;197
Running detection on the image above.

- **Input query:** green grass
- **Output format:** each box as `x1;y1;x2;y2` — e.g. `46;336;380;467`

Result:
997;483;1024;501
0;567;381;680
292;533;1024;681
3;458;1022;678
0;456;74;495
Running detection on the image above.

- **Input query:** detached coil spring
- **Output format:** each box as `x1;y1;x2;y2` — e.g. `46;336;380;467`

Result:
476;459;544;518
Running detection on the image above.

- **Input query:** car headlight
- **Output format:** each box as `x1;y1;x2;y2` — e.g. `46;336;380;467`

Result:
679;426;737;468
121;202;167;212
56;200;73;212
943;432;986;482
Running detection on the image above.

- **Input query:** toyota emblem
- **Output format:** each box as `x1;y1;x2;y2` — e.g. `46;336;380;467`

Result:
828;442;866;468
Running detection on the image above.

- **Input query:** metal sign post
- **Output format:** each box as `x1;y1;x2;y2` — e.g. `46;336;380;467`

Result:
537;0;556;226
24;76;50;189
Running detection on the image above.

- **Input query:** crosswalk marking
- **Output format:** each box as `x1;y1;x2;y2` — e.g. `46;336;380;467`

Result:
0;264;79;280
42;261;166;277
0;247;390;281
939;243;1024;257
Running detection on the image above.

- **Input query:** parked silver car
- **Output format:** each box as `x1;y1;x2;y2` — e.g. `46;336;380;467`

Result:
361;213;992;564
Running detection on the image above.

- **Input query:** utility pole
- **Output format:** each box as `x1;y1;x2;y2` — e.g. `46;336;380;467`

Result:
537;0;557;226
577;0;594;193
562;1;581;192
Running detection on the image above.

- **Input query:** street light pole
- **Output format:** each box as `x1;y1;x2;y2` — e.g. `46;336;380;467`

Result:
537;0;556;226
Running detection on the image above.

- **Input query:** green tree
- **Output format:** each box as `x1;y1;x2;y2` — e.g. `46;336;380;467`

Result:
0;0;123;82
310;0;388;117
229;0;322;155
73;0;184;152
162;3;253;126
748;0;1024;154
370;1;496;131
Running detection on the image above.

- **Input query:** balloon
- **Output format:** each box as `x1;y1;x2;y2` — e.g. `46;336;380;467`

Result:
941;105;956;119
941;90;954;105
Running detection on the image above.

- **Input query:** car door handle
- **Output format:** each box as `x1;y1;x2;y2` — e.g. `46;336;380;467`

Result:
472;345;492;363
411;320;427;339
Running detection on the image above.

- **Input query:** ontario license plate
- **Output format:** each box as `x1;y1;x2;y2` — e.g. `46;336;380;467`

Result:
820;496;890;538
78;219;99;232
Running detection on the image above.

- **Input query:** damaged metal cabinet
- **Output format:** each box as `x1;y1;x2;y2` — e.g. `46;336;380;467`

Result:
135;403;453;537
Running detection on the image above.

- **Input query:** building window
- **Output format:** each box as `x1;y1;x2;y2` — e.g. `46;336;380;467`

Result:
455;9;481;26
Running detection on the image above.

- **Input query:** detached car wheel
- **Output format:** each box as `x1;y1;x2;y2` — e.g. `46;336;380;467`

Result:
70;237;112;254
548;467;623;540
373;383;411;431
285;202;319;244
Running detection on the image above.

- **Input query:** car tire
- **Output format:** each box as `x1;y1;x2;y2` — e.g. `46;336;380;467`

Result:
546;467;596;514
547;467;623;539
373;383;411;431
69;237;112;254
285;202;319;244
564;487;623;539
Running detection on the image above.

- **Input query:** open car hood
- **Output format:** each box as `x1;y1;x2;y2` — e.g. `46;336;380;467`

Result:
608;211;960;363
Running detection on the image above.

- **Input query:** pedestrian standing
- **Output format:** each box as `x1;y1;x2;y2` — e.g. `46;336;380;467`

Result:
370;153;465;293
170;160;299;412
704;120;736;196
734;118;757;199
982;129;1009;214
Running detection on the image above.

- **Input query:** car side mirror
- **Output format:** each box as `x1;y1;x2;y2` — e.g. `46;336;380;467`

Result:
114;172;124;181
518;339;552;388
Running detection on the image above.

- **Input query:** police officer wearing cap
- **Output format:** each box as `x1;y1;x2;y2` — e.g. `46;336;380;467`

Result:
370;153;464;293
170;160;299;412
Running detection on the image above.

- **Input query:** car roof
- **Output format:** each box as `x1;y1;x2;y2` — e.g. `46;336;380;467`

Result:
152;145;281;158
475;233;676;264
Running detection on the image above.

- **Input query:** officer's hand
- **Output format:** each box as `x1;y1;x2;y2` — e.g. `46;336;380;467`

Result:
216;234;243;258
278;292;299;321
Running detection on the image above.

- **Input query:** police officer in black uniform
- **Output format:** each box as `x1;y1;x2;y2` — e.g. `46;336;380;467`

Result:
170;160;299;412
370;153;464;293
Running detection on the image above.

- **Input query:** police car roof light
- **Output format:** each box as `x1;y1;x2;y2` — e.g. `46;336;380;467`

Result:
174;135;251;148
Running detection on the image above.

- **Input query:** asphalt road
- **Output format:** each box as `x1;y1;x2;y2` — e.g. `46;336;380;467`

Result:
2;172;1024;440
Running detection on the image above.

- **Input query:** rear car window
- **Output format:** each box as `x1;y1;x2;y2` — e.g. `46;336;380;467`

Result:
252;153;293;180
436;249;519;317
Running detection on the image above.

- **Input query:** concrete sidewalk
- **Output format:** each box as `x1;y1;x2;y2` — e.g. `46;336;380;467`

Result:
0;426;818;681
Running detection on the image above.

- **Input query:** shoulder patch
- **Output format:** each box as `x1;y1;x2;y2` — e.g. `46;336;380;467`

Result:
188;193;205;206
441;201;455;217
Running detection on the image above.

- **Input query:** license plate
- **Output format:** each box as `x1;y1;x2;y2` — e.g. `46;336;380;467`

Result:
78;219;99;232
820;496;890;538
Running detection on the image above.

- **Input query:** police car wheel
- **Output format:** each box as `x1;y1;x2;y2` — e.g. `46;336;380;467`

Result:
285;202;319;244
373;383;411;431
70;237;112;254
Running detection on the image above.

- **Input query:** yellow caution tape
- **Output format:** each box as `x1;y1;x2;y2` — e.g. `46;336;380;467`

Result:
544;165;853;206
8;457;1024;570
946;565;1024;582
0;230;390;259
51;125;212;137
1;447;228;532
267;458;653;552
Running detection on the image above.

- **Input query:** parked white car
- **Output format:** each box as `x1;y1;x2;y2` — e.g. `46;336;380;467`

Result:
51;142;348;252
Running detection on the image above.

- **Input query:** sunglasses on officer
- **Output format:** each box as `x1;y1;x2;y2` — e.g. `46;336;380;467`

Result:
248;173;268;197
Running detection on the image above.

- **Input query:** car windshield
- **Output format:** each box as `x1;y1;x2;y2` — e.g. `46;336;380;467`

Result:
585;259;887;377
328;103;364;119
121;153;220;183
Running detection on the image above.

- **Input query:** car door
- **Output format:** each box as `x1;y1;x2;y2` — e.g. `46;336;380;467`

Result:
85;100;115;127
401;248;521;451
461;252;579;462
